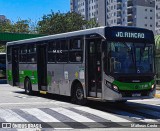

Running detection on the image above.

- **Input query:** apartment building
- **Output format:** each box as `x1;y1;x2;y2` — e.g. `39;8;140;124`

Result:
156;0;160;35
70;0;155;33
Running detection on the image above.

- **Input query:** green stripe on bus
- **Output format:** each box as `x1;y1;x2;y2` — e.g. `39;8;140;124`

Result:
7;70;51;85
7;70;12;81
19;70;38;84
113;80;154;91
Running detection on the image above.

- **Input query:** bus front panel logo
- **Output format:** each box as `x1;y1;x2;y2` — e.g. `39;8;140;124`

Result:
116;32;145;39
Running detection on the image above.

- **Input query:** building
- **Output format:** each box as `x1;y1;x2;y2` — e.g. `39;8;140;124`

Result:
70;0;155;33
0;15;10;22
156;0;160;35
70;0;101;22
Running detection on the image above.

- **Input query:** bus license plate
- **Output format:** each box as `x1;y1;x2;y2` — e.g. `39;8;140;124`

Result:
132;93;141;97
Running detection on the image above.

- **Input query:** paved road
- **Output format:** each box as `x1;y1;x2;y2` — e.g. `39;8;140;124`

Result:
0;84;160;131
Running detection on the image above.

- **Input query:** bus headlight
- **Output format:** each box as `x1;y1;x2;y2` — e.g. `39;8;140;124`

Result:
113;85;119;91
105;80;119;93
151;84;155;90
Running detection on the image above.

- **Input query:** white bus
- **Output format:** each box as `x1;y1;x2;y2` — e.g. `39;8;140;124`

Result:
6;26;156;105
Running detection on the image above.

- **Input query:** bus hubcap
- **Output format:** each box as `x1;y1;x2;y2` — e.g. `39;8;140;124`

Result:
76;88;83;100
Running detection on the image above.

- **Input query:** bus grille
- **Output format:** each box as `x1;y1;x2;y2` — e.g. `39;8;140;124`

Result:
120;90;150;97
117;76;153;83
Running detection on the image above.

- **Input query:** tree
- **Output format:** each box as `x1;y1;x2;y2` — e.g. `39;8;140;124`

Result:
12;19;30;33
85;18;99;29
37;11;99;35
0;20;13;32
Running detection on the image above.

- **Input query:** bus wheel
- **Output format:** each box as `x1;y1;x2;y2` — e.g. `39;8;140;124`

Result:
73;83;87;105
24;78;32;95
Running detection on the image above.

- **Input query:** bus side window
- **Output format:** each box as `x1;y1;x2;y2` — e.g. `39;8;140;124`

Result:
27;44;37;63
19;45;27;63
48;42;56;62
7;47;12;63
69;38;83;62
56;40;69;62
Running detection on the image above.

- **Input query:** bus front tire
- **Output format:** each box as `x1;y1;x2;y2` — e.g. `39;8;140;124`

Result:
72;83;87;105
24;78;32;95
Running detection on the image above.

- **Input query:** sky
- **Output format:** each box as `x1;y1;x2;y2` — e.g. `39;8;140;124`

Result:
0;0;70;22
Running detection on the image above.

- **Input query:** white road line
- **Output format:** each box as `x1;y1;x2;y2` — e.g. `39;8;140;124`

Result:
0;109;28;122
74;107;131;122
0;102;54;105
50;107;95;122
22;108;60;122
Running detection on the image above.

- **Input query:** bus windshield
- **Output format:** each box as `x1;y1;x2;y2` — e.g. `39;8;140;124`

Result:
106;42;154;74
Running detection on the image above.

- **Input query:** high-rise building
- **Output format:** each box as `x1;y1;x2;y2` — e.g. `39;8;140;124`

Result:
156;0;160;35
70;0;155;33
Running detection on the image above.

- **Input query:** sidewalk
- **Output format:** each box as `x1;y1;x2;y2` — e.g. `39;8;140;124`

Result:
155;85;160;98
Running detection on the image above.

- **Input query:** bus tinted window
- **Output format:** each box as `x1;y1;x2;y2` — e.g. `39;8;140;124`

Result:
48;42;56;62
69;38;83;62
27;44;37;63
48;40;69;63
28;45;36;53
20;46;27;62
7;47;11;63
56;40;68;62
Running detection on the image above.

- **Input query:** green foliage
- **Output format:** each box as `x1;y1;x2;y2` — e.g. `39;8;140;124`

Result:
0;11;99;35
37;11;99;35
86;18;99;29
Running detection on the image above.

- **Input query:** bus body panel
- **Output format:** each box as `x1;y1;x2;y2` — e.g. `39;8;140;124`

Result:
19;63;38;91
47;63;85;96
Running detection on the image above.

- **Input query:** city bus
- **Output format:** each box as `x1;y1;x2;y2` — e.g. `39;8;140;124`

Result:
0;53;7;84
6;26;156;104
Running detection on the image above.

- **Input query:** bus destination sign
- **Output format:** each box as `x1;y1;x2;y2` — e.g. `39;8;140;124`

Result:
115;32;145;39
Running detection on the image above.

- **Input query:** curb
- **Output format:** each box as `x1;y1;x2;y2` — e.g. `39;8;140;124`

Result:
155;94;160;98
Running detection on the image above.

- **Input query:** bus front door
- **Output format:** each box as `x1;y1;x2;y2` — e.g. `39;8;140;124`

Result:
87;39;102;98
37;44;47;91
12;48;19;86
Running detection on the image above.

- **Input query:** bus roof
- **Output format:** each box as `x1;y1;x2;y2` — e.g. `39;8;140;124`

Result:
7;26;106;46
7;26;154;46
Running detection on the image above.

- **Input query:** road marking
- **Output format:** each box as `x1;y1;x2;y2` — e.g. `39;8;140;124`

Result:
22;108;60;122
50;107;95;122
74;107;131;122
0;102;55;105
0;109;28;122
